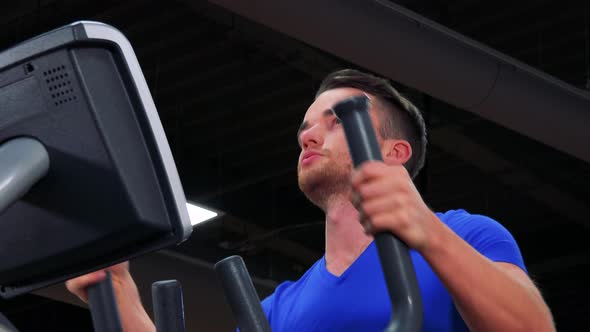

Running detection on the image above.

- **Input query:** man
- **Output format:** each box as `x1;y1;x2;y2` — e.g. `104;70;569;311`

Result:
67;69;555;331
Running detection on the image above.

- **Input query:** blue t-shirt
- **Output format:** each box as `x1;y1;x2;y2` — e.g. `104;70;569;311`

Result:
260;209;527;331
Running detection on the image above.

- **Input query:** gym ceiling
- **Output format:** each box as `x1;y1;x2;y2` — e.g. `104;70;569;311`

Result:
0;1;588;331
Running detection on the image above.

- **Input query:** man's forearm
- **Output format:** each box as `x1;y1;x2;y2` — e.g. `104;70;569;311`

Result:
420;214;554;332
112;272;156;332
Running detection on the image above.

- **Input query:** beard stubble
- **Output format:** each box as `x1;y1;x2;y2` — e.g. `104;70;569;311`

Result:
297;151;352;210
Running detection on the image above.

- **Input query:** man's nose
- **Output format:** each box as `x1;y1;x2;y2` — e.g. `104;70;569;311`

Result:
300;124;323;149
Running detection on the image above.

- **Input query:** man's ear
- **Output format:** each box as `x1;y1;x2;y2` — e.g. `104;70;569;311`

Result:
381;139;412;166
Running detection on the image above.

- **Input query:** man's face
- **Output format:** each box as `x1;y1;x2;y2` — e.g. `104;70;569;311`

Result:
296;87;382;207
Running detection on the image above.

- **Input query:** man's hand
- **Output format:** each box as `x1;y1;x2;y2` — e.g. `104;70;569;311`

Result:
350;161;437;252
66;262;156;332
66;262;130;303
352;161;555;332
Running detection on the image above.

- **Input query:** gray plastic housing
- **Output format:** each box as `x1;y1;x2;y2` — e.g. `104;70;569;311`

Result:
0;21;192;298
0;138;49;215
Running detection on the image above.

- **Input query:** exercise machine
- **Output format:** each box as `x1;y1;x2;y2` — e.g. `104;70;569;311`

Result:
0;21;193;331
0;21;422;332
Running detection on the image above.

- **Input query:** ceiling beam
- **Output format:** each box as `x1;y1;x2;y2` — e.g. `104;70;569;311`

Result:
431;126;590;228
204;0;590;164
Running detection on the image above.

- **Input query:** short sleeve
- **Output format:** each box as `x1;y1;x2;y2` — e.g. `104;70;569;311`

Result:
440;210;528;273
261;293;274;320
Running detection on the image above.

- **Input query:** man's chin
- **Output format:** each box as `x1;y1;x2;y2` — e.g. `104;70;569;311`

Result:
298;168;350;208
299;165;322;187
297;174;317;195
297;164;326;187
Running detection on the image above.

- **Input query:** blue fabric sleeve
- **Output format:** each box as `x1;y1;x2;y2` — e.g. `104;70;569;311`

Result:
261;294;273;321
446;211;528;273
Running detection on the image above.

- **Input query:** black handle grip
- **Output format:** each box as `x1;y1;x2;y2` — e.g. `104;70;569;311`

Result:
214;256;271;332
332;95;423;332
87;272;123;332
152;280;186;332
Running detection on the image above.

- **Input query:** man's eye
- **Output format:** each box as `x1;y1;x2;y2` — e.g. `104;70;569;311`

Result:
334;117;341;124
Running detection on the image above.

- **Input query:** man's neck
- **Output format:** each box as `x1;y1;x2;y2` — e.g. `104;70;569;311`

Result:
324;194;373;276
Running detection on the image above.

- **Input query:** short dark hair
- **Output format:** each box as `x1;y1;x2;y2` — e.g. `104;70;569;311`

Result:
316;69;427;178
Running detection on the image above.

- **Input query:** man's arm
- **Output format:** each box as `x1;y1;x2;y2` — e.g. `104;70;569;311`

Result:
352;162;555;332
422;217;554;332
65;262;156;332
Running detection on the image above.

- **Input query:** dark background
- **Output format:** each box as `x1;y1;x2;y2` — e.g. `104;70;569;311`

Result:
1;1;589;331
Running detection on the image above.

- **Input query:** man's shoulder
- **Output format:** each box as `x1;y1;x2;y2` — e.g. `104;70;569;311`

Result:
436;209;515;242
436;209;527;273
435;208;477;223
437;209;500;227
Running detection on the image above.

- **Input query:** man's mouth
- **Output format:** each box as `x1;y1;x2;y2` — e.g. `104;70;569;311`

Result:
301;151;322;166
302;154;321;166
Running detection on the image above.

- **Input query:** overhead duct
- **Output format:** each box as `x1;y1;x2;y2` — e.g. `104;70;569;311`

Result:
207;0;590;164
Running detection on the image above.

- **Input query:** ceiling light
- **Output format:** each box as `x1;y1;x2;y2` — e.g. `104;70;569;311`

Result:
186;202;218;226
